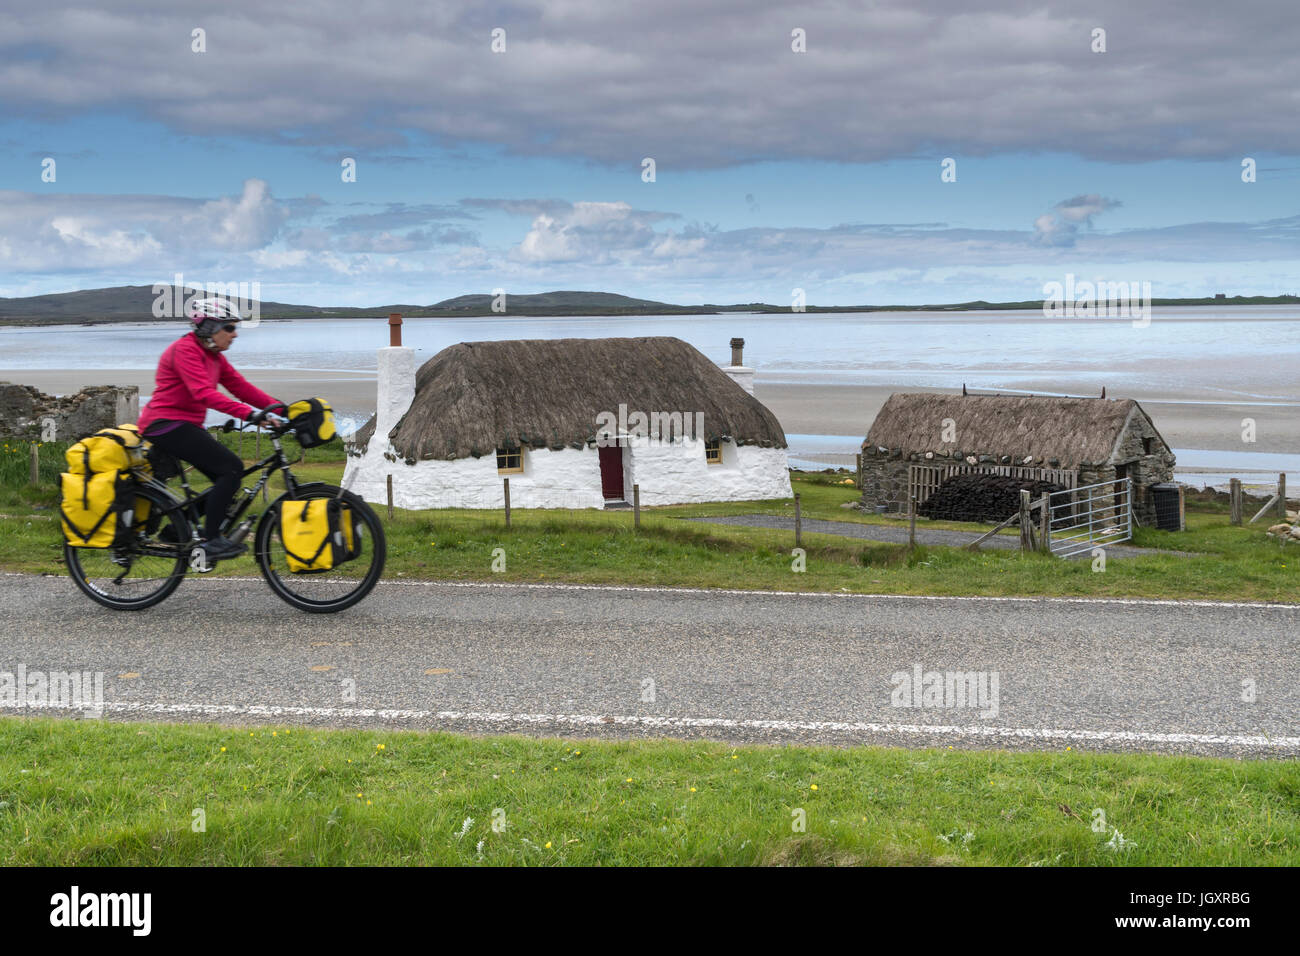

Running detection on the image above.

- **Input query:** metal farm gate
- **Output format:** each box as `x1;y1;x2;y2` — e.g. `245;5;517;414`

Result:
908;463;1077;507
1045;477;1132;558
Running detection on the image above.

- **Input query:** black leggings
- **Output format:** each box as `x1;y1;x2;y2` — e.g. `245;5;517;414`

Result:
144;422;242;540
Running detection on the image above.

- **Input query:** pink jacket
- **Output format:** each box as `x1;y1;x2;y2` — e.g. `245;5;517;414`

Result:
137;333;279;432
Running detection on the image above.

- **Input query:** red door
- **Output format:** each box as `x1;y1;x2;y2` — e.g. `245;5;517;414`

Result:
599;445;624;499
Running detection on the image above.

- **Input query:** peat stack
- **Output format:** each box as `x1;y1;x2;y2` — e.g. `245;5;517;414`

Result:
919;473;1062;523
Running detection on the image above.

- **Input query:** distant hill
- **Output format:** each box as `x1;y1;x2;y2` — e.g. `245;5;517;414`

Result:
0;285;331;321
0;285;1295;326
0;286;683;323
432;290;673;311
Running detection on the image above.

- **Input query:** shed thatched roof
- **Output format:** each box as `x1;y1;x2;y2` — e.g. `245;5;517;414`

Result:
863;393;1166;468
351;336;787;461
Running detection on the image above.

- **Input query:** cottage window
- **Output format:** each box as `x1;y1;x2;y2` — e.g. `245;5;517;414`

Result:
496;448;523;474
1143;438;1155;456
705;440;722;464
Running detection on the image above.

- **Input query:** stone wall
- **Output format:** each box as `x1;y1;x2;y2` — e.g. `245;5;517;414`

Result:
0;383;139;442
859;457;912;513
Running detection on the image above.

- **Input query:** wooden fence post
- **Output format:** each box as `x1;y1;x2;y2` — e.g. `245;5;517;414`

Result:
1279;473;1287;520
1019;490;1032;551
795;493;802;548
1038;495;1051;553
503;477;511;528
1229;478;1242;526
908;494;917;548
386;474;393;519
29;442;39;485
633;484;640;529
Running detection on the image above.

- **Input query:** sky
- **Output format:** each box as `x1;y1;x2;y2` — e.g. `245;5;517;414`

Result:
1;0;1298;307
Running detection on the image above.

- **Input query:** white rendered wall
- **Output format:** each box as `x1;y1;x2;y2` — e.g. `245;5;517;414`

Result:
375;346;415;436
722;366;755;395
626;437;791;505
345;437;792;509
345;443;606;510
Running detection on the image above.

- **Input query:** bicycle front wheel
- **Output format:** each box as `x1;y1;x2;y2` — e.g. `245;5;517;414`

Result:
255;485;386;613
64;482;192;611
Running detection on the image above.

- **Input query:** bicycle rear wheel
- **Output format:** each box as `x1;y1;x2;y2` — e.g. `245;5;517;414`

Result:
64;483;192;610
255;485;386;613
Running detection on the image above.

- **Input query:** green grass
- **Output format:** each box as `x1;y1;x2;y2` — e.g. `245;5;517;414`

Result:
0;716;1294;866
3;443;1297;603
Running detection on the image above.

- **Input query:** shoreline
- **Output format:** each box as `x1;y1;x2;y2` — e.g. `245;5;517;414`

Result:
2;368;1295;484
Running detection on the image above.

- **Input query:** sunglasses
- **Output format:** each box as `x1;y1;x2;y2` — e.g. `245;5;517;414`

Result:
220;323;239;333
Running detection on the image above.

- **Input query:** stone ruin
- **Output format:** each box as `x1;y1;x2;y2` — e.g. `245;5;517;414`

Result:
0;382;139;442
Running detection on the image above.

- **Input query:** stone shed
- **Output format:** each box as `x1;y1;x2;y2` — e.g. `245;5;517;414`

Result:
859;392;1176;526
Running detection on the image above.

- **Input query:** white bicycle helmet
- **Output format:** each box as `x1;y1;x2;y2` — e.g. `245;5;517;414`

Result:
189;297;243;338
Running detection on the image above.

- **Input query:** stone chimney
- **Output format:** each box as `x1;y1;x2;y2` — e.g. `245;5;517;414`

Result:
722;336;754;395
374;313;415;440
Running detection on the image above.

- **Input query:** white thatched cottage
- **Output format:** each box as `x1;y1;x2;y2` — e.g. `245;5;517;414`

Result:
343;332;790;509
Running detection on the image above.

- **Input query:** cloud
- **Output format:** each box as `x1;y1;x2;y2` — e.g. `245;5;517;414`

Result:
2;2;1297;168
509;201;681;263
193;179;290;250
4;185;1298;306
334;227;477;253
0;178;288;271
332;203;476;232
461;198;582;218
1032;194;1121;247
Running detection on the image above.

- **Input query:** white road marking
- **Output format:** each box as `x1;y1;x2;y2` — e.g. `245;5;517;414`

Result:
6;571;1300;610
3;700;1296;749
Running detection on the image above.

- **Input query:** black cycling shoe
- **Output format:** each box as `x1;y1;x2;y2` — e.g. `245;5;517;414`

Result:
202;536;248;561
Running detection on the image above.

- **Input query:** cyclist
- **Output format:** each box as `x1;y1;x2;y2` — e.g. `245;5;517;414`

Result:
137;297;287;561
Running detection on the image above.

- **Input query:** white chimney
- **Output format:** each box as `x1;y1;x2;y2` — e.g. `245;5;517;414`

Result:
722;336;754;395
375;313;415;440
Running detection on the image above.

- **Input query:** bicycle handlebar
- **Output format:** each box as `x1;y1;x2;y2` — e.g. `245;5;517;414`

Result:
222;416;292;436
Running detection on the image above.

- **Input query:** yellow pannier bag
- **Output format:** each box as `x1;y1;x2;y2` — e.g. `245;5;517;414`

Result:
279;498;358;573
66;424;148;475
286;398;336;448
59;424;151;548
60;470;135;548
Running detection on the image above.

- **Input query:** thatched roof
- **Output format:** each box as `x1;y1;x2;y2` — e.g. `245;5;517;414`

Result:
351;336;787;461
863;393;1166;468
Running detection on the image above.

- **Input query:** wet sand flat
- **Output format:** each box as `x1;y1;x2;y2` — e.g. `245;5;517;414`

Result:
4;368;1297;457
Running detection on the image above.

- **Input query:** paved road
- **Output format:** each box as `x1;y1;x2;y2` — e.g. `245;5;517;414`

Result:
0;573;1295;757
679;514;1180;560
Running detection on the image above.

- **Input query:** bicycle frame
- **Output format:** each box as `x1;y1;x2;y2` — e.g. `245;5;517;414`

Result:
141;428;306;548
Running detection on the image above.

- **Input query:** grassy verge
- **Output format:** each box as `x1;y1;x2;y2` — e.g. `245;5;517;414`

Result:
1;716;1294;866
3;443;1297;602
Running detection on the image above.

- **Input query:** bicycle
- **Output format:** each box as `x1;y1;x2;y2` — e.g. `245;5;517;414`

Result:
63;416;386;613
